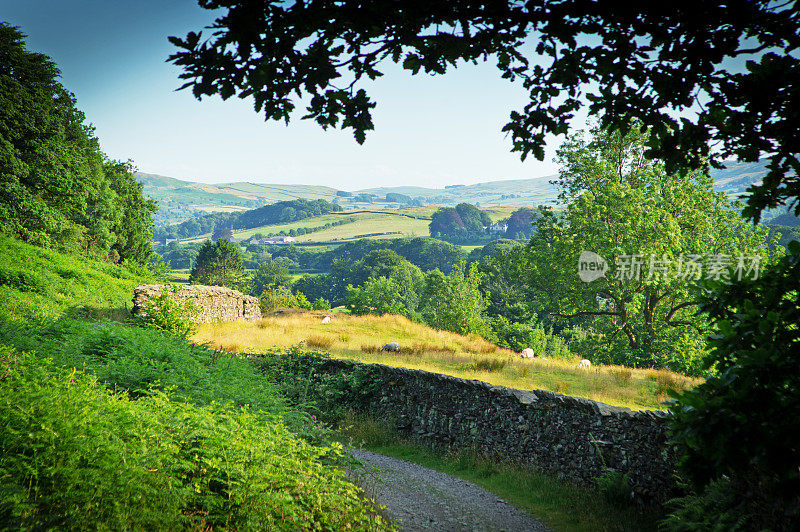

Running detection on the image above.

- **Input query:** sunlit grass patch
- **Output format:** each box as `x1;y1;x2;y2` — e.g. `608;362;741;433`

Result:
306;334;335;349
193;311;701;410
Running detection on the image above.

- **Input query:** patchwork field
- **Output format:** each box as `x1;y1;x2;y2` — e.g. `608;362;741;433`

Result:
193;311;700;411
180;205;521;247
182;208;435;244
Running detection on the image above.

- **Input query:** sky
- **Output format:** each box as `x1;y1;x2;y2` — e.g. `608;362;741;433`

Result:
0;0;583;190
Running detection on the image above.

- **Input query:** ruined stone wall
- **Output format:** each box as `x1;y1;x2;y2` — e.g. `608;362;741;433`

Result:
132;284;261;323
311;358;678;502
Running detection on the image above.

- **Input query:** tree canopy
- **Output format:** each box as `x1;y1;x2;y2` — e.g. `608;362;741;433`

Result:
189;239;245;289
429;203;492;242
0;24;156;262
170;1;798;222
519;125;776;372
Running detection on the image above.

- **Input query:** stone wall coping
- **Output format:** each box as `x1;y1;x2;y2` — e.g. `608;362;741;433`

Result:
135;284;255;297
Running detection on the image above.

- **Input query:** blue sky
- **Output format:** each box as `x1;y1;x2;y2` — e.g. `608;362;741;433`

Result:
0;0;581;189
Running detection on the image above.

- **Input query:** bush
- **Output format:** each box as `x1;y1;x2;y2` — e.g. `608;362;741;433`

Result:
255;350;380;422
0;318;286;413
0;348;390;530
259;284;312;311
493;317;572;358
135;285;198;339
312;297;331;310
663;475;791;532
667;242;800;528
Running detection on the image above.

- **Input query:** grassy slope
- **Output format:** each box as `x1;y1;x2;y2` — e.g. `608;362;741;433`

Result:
193;311;699;410
0;235;146;321
0;237;390;530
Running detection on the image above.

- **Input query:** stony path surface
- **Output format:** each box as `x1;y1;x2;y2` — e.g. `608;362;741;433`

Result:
347;449;552;532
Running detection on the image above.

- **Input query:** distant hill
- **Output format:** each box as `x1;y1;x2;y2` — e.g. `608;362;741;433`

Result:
135;172;341;224
138;160;773;226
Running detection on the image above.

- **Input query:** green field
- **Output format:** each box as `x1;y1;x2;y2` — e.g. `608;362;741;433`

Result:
183;208;436;244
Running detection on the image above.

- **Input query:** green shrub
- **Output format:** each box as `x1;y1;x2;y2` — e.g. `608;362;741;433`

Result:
0;348;391;530
0;318;287;414
135;285;198;339
597;469;633;509
260;284;312;311
493;317;572;358
255;350;380;422
312;297;331;310
662;475;792;532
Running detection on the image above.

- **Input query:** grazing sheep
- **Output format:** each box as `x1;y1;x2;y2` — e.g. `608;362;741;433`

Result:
381;342;400;352
321;316;331;324
520;348;535;359
578;359;591;369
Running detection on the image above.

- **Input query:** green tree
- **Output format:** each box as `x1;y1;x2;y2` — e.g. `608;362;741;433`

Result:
189;239;245;289
105;160;158;264
429;205;490;243
503;208;538;239
345;276;408;317
419;262;491;337
520;125;776;373
252;258;291;296
0;24;155;260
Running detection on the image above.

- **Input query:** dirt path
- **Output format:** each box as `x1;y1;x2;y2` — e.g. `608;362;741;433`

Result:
348;449;551;532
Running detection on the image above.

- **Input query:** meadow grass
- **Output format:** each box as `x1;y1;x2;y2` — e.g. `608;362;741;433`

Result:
336;412;664;532
193;311;700;410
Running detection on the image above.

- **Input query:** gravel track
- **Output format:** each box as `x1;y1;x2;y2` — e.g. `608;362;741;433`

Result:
347;449;551;532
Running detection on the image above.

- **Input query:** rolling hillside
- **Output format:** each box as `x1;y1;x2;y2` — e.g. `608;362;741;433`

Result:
136;172;342;224
139;160;773;227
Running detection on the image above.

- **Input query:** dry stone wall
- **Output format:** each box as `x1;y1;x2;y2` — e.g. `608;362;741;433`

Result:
132;284;261;323
310;358;678;502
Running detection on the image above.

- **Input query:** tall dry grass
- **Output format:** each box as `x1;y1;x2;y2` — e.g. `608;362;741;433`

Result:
192;311;700;410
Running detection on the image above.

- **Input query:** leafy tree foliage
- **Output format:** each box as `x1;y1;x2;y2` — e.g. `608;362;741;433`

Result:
668;241;800;526
345;276;409;317
211;226;233;241
384;192;412;203
259;284;312;311
476;243;535;325
251;258;291;296
520;125;776;373
310;237;466;274
420;262;491;337
503;207;538;239
467;239;523;265
0;24;156;262
169;1;799;221
189;239;245;289
429;203;492;243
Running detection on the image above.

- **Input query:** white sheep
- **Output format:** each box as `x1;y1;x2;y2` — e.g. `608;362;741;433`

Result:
578;359;591;369
321;316;332;324
520;348;535;359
